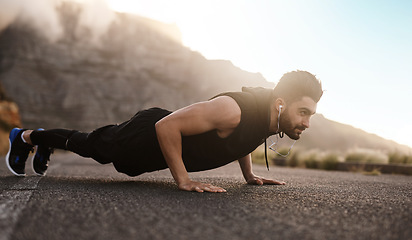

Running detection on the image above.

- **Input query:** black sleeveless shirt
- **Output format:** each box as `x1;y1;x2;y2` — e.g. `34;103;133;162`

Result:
181;87;274;172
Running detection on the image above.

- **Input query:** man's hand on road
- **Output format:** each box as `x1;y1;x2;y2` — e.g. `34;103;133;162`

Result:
246;175;286;185
178;180;227;193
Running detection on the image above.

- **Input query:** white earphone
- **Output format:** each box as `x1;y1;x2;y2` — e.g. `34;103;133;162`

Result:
269;103;296;158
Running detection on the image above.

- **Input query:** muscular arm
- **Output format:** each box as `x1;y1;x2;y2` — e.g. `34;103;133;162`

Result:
155;96;241;192
238;154;255;181
238;154;286;185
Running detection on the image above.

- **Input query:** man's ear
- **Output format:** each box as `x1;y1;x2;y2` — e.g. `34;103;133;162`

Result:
275;98;286;112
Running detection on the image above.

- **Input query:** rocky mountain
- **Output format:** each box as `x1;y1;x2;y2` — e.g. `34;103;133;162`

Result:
0;2;270;131
0;1;410;156
295;114;412;155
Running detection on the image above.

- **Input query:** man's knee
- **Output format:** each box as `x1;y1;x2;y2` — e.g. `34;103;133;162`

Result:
66;131;92;158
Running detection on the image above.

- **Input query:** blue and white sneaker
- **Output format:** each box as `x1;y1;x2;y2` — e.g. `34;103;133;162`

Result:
32;128;53;176
5;128;34;176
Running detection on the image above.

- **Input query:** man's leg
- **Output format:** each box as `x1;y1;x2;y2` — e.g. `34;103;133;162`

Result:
6;128;93;176
28;129;96;175
28;129;91;156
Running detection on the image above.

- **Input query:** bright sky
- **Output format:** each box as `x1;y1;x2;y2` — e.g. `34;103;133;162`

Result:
106;0;412;148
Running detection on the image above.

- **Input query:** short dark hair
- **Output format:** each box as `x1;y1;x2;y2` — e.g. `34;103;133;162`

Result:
274;70;323;103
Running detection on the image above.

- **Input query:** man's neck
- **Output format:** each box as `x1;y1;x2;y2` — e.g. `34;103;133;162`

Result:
268;98;280;134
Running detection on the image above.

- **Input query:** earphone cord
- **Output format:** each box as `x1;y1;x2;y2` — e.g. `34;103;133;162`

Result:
268;135;296;157
264;105;297;170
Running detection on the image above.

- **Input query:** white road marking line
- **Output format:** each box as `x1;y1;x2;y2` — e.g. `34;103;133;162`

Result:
0;177;41;240
10;177;41;190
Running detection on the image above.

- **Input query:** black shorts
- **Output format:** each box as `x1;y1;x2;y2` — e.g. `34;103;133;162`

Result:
87;107;172;176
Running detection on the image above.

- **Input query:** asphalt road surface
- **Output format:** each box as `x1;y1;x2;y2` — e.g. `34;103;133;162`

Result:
1;152;411;240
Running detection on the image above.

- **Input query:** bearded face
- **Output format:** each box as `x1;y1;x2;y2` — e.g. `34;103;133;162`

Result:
279;110;304;140
278;96;317;140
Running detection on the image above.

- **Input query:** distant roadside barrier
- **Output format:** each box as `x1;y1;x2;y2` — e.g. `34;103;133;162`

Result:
272;158;412;175
337;162;412;175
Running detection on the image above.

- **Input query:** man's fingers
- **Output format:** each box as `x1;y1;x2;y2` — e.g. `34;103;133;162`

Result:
261;178;286;185
247;177;286;185
203;185;227;193
180;182;226;193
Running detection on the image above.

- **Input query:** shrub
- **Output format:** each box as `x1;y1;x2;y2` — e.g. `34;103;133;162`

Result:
320;153;340;170
287;150;302;167
345;152;367;163
300;152;340;171
303;153;319;169
388;152;412;164
388;152;404;164
270;147;301;167
252;146;279;165
251;150;266;165
275;147;290;157
362;168;381;176
345;148;388;164
405;155;412;164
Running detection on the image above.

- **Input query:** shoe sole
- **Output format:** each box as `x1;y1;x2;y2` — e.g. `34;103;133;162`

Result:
5;136;26;177
32;128;46;176
32;145;46;177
